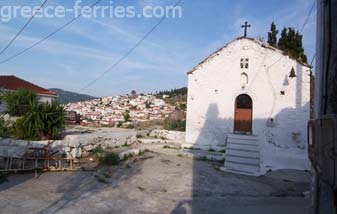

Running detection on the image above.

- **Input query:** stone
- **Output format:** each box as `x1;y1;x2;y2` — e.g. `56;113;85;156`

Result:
71;147;83;159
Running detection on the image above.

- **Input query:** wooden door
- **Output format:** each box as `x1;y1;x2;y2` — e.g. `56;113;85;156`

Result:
234;94;252;133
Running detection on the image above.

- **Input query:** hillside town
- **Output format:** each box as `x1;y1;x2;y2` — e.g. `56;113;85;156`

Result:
0;0;334;213
65;94;180;126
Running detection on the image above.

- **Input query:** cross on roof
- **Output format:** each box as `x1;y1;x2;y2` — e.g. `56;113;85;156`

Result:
241;21;251;37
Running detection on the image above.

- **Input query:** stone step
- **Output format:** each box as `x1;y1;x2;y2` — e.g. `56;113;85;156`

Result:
226;143;260;152
225;148;260;158
225;154;260;165
224;160;260;174
227;138;259;145
227;133;259;141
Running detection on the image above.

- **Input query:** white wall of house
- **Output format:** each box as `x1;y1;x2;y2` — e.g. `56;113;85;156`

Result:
186;38;311;172
39;95;56;103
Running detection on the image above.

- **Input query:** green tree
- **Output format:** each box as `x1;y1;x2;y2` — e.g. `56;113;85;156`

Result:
278;27;308;64
123;110;130;122
2;89;38;116
267;22;278;47
278;27;288;50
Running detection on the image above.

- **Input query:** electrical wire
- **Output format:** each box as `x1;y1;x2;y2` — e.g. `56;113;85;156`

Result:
77;0;183;93
0;0;103;65
300;0;316;34
0;0;49;57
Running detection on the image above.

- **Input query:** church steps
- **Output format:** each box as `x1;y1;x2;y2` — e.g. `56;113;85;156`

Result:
227;133;259;141
221;133;261;176
226;149;260;158
227;138;259;145
225;155;260;165
226;143;260;152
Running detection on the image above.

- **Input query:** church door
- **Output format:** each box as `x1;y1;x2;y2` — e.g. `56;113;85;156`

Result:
234;94;253;133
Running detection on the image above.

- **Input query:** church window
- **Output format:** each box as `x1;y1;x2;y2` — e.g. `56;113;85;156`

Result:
240;58;249;69
240;72;248;88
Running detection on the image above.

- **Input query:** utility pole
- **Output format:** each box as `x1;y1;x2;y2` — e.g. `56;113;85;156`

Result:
311;0;337;213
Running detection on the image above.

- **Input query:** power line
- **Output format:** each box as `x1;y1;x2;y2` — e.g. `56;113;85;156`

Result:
0;0;49;56
310;52;317;67
300;0;316;33
0;0;103;65
77;0;183;93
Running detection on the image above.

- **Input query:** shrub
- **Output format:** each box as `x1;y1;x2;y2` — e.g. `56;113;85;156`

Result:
2;89;38;116
164;119;186;131
41;101;65;139
98;152;120;165
0;117;13;138
123;110;130;122
16;101;65;140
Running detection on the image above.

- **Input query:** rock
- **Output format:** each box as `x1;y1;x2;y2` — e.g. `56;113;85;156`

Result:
71;147;83;158
83;144;97;152
149;129;185;141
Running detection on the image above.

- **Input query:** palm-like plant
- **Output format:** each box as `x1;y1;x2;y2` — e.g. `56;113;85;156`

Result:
2;89;38;116
22;100;44;140
18;101;65;140
42;102;65;139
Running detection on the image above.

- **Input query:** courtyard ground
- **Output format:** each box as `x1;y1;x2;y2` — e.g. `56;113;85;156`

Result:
0;148;310;214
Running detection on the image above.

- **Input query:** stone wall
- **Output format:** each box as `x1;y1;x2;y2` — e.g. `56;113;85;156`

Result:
0;132;139;159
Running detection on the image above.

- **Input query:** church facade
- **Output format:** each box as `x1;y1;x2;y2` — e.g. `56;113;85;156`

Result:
185;37;311;175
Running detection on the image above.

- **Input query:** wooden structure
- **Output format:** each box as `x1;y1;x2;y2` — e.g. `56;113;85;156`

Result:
0;142;79;174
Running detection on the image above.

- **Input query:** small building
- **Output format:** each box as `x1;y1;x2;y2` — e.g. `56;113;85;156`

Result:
185;37;311;175
0;75;58;112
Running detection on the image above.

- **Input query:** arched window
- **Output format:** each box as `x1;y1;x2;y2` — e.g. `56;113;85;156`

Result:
240;72;248;88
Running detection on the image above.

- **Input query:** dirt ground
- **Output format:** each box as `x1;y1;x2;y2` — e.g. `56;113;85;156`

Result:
0;149;311;214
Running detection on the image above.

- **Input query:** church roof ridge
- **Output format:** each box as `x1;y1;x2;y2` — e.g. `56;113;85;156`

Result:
187;37;310;75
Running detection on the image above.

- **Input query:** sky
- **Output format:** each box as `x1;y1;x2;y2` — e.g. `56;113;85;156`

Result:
0;0;316;97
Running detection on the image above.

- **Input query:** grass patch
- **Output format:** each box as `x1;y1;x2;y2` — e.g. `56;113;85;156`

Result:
99;153;120;165
92;147;120;165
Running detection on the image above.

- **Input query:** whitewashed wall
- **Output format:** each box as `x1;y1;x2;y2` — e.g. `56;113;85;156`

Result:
39;95;56;103
186;38;311;172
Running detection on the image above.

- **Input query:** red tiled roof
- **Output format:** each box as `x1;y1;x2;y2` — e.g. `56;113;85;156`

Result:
0;75;57;96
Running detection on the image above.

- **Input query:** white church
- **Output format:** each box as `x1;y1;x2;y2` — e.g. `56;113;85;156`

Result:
185;36;311;175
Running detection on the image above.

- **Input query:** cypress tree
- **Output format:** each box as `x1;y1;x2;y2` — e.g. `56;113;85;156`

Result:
278;27;288;51
267;22;278;47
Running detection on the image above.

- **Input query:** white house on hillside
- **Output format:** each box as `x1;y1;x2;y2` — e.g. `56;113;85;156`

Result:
185;37;311;175
0;75;58;112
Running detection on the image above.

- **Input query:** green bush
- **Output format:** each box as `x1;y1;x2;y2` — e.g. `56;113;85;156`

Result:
91;146;119;165
41;101;65;140
164;119;186;131
16;101;65;140
0;117;13;138
99;153;120;165
2;89;38;116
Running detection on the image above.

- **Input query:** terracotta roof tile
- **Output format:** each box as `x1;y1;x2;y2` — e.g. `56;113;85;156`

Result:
0;75;57;96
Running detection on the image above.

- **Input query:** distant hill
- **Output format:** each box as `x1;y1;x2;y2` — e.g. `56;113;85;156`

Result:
49;88;96;104
156;87;187;97
156;87;187;110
